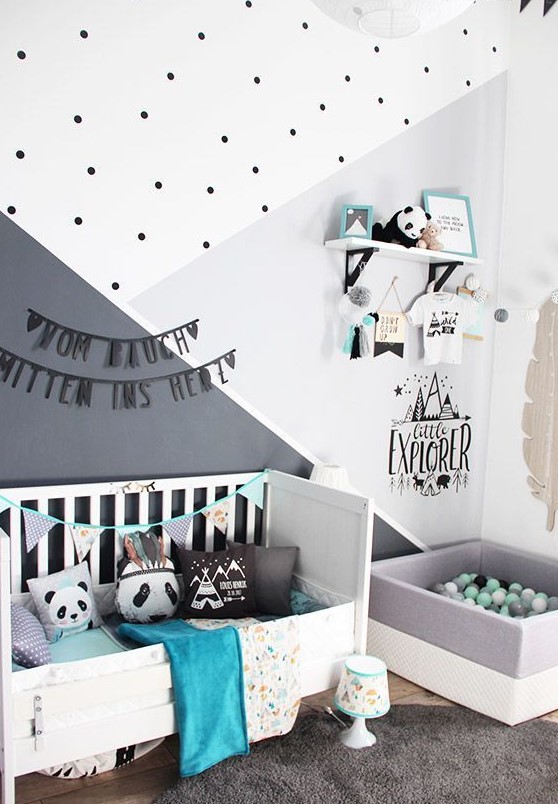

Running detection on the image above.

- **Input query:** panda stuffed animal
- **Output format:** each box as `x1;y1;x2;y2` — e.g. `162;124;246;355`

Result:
372;206;431;249
116;530;180;624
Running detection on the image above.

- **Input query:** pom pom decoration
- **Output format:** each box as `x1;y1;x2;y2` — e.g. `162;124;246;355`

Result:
339;285;374;360
472;288;488;304
494;308;509;323
464;273;480;291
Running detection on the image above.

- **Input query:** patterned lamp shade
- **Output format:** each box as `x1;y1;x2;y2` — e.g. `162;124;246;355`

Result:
335;654;390;719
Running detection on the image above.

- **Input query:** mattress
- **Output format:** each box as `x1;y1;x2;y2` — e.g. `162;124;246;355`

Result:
12;581;351;738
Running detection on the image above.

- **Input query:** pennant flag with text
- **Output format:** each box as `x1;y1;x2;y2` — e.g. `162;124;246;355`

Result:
163;516;193;549
70;525;100;562
23;510;54;553
239;475;266;509
374;311;406;358
203;501;229;535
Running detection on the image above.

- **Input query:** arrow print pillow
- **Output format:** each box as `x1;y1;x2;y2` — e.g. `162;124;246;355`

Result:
178;543;257;618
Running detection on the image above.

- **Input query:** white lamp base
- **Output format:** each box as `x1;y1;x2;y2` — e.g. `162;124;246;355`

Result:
339;717;377;749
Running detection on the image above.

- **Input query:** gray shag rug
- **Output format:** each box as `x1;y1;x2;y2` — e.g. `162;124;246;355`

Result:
154;705;558;804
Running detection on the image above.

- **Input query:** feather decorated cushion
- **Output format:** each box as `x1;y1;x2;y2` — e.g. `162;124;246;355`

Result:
116;530;180;623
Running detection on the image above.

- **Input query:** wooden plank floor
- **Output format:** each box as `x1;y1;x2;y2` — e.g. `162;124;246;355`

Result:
6;674;558;804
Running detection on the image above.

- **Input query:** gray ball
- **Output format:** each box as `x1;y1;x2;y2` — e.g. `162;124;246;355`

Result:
508;600;526;617
494;308;509;323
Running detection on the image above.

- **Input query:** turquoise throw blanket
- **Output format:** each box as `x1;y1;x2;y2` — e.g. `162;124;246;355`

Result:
118;619;249;776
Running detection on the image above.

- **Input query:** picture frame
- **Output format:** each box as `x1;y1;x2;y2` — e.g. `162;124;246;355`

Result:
422;191;477;258
340;204;374;240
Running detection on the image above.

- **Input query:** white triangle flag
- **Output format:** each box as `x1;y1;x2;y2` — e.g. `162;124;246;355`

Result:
70;525;100;562
203;501;229;535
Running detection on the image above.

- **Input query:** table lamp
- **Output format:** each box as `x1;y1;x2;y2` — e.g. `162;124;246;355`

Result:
334;654;390;748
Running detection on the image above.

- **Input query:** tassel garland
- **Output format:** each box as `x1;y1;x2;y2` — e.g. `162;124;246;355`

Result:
343;324;370;359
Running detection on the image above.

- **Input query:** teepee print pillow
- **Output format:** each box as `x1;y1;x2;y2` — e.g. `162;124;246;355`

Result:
178;544;257;619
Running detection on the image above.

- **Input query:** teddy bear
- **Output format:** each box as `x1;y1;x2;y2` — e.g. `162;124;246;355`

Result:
417;221;444;252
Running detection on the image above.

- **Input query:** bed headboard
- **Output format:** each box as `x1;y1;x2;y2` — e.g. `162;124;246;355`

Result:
0;472;263;594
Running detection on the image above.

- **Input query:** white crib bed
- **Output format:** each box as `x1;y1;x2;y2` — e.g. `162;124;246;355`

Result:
0;469;373;804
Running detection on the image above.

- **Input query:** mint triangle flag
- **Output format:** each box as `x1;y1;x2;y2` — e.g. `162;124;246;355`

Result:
239;475;265;509
163;516;193;549
70;525;100;562
23;510;54;553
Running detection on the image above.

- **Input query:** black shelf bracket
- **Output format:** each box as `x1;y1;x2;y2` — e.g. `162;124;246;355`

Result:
427;260;463;292
344;247;379;293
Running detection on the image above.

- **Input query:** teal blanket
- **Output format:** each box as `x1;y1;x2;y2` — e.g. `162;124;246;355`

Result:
118;619;249;776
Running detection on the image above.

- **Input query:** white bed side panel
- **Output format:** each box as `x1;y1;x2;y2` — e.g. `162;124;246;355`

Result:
264;471;373;653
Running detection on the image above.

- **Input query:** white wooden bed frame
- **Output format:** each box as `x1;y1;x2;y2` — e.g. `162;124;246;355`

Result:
0;469;373;804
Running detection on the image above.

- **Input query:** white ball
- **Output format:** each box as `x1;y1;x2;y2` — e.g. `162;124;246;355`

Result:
531;597;548;614
444;581;458;595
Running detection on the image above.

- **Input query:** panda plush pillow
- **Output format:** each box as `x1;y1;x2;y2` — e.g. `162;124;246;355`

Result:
27;562;103;643
116;530;179;624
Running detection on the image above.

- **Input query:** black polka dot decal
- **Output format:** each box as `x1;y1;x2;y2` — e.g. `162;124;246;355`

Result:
87;166;95;175
290;128;296;136
466;80;471;87
302;22;308;29
463;29;468;35
254;76;261;84
7;206;16;215
338;155;344;162
74;217;83;225
207;186;214;193
198;32;205;40
138;232;146;240
140;111;149;119
345;75;351;82
112;282;120;290
74;114;82;123
16;150;25;159
404;118;409;125
155;181;163;189
374;45;380;53
246;1;252;6
252;166;259;173
203;241;210;249
167;72;175;80
221;135;228;143
262;205;268;212
17;50;26;59
424;66;429;73
492;46;497;52
320;103;326;111
80;30;88;39
378;97;384;104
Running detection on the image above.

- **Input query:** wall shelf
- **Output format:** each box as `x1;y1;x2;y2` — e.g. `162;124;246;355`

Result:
325;237;483;293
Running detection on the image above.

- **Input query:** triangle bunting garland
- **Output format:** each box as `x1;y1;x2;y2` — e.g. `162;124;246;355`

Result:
70;525;100;562
238;474;265;509
23;510;55;553
163;516;193;549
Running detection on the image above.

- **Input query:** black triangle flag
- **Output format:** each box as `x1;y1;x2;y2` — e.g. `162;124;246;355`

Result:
520;0;533;9
224;351;236;369
544;0;557;14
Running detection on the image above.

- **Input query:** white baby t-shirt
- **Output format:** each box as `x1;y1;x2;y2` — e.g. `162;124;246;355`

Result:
406;292;476;365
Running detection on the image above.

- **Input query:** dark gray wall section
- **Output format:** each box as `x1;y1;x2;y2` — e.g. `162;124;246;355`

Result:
0;213;312;486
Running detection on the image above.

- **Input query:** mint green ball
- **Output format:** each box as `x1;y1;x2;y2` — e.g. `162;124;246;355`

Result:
534;592;549;601
499;605;510;616
458;573;473;586
509;582;523;594
486;578;500;593
476;592;492;608
505;592;520;606
464;585;479;600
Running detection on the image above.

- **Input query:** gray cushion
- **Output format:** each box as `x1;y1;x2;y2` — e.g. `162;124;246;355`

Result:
27;562;103;643
11;603;51;668
254;545;298;615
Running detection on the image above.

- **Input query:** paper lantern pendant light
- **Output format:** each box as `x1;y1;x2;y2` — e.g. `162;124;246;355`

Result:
311;0;474;38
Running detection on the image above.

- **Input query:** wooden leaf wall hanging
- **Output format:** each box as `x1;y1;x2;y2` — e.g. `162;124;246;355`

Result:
522;298;558;530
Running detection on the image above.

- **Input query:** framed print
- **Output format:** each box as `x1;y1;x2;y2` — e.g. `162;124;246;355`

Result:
340;204;373;239
422;191;477;258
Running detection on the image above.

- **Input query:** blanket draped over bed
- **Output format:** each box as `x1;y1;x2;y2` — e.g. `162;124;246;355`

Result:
117;619;249;776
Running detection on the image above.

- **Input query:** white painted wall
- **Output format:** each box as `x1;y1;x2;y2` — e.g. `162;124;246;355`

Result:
133;75;508;548
1;0;508;302
483;4;558;559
